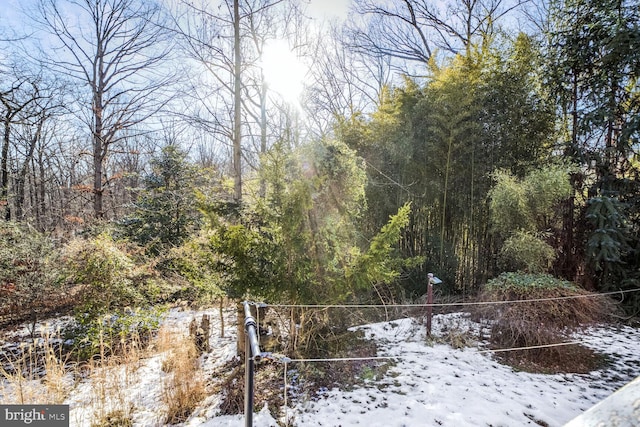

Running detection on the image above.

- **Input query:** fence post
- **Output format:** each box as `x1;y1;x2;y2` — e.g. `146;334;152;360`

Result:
426;273;442;337
237;303;245;356
244;329;254;427
243;302;262;427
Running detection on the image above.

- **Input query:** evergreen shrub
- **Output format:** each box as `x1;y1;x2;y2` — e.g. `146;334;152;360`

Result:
498;231;555;273
60;234;162;359
158;234;223;303
65;307;163;361
61;233;143;320
0;222;62;325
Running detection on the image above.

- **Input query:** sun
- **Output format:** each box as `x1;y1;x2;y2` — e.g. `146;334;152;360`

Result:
260;39;307;106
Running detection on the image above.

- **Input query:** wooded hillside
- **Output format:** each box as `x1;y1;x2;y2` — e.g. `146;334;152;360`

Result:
0;0;638;319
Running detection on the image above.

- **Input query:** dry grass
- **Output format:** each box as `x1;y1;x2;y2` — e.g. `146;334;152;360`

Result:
434;318;477;349
154;325;176;354
91;408;133;427
160;330;206;424
68;328;149;427
2;316;212;426
478;286;612;349
475;273;616;372
0;325;150;427
0;327;72;404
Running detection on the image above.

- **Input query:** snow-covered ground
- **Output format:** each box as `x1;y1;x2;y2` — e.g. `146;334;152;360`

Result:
287;315;640;427
2;307;639;427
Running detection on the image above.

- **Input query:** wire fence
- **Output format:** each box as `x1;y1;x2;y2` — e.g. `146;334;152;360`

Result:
241;288;640;425
257;330;631;426
259;287;640;309
247;286;640;361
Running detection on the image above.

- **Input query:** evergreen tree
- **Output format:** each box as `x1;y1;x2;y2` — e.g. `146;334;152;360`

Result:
547;0;640;308
119;145;202;255
205;138;415;304
548;0;640;186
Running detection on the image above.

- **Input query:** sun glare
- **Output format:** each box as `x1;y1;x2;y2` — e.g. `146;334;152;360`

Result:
260;39;307;107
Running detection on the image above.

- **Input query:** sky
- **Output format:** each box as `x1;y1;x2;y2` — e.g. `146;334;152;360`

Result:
0;0;353;26
307;0;351;21
0;0;23;31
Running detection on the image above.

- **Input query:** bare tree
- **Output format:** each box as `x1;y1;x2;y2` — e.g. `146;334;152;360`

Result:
170;0;243;202
305;22;393;133
349;0;530;70
0;66;47;221
30;118;65;230
13;91;54;221
170;0;295;203
32;0;174;218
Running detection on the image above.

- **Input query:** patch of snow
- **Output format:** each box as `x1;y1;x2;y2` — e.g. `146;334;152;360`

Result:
287;315;640;427
63;306;240;427
2;309;640;427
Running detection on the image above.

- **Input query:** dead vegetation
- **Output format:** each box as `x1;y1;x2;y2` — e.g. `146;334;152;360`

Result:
474;273;617;373
0;312;212;426
160;331;206;424
218;307;383;421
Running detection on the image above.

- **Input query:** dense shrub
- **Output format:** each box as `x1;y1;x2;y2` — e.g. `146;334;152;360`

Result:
489;171;532;234
65;306;163;361
61;233;143;321
476;272;615;356
59;233;167;359
157;234;224;303
585;195;640;315
0;222;62;325
489;165;573;276
489;165;572;236
498;231;555;273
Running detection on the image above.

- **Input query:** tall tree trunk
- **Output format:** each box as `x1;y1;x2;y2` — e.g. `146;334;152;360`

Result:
16;118;43;220
559;72;580;280
93;123;104;217
603;77;620;191
93;45;105;219
29;165;36;224
259;72;267;199
1;117;11;221
36;147;47;230
233;0;242;203
440;135;453;268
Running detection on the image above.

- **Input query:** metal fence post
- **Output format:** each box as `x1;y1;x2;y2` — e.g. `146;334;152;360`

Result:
426;273;442;337
244;330;254;427
243;302;262;427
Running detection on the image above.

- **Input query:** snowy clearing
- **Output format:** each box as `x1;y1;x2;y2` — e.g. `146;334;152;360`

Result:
286;315;640;427
1;308;639;427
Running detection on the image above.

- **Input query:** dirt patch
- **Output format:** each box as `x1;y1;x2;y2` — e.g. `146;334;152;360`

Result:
218;328;383;419
217;358;286;417
494;344;609;374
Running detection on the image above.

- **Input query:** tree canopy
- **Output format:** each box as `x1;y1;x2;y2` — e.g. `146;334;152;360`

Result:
0;0;638;312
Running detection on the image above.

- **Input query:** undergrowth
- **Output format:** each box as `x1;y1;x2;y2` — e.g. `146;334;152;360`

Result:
0;328;71;404
475;272;616;372
218;304;486;422
64;307;163;362
91;408;133;427
0;310;197;426
160;330;206;424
